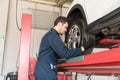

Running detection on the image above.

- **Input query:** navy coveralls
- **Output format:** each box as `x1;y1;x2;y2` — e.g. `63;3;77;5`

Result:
34;28;83;80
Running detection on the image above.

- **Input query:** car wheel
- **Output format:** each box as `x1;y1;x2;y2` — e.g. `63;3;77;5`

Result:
65;19;95;54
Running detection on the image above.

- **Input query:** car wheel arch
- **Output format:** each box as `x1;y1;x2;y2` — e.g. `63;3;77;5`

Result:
67;4;88;26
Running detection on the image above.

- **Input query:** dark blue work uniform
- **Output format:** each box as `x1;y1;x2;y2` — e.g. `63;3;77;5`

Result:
34;28;83;80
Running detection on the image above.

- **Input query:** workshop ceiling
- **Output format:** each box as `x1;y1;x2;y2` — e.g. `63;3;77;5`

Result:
22;0;73;7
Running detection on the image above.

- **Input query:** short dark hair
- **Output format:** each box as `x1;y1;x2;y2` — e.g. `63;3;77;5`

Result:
54;16;69;26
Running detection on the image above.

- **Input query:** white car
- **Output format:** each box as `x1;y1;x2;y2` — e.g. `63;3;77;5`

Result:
65;0;120;54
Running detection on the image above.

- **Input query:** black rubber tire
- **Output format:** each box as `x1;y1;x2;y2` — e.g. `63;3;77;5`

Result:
65;19;95;54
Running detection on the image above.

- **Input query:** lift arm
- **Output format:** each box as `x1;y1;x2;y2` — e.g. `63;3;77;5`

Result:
57;39;120;75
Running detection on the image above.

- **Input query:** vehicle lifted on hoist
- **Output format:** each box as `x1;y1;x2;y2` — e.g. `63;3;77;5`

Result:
65;0;120;54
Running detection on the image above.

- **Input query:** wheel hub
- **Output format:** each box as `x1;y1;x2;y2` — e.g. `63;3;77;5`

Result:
67;24;81;49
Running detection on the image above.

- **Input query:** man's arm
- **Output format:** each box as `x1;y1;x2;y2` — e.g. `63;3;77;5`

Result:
47;33;83;59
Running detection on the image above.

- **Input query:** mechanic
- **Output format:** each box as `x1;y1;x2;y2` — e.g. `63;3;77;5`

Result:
34;16;94;80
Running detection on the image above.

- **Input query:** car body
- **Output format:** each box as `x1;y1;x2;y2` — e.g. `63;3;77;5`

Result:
65;0;120;53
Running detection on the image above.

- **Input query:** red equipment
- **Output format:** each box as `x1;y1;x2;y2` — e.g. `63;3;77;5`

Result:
57;38;120;75
18;14;32;80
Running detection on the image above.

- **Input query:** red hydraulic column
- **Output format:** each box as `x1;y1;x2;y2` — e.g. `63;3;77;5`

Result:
18;14;32;80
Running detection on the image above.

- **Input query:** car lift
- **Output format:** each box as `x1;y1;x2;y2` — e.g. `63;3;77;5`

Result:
16;14;120;80
57;38;120;79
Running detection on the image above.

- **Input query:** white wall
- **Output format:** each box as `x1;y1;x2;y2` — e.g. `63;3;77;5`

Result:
1;0;68;76
0;0;10;75
31;29;48;58
2;0;21;76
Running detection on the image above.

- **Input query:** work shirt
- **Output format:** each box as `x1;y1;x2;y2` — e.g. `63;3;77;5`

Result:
34;28;83;80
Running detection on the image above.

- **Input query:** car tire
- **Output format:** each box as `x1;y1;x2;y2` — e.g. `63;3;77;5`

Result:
65;19;95;54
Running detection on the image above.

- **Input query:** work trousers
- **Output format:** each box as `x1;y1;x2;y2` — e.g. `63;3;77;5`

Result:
35;74;58;80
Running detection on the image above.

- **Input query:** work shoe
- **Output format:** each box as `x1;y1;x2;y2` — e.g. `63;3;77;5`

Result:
83;38;95;50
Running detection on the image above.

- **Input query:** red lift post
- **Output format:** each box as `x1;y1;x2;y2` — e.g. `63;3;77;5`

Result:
18;14;32;80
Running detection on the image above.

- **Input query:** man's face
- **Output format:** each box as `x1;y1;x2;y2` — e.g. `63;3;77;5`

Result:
59;22;68;35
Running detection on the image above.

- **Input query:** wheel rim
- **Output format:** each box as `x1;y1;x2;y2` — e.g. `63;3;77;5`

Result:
67;24;81;49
